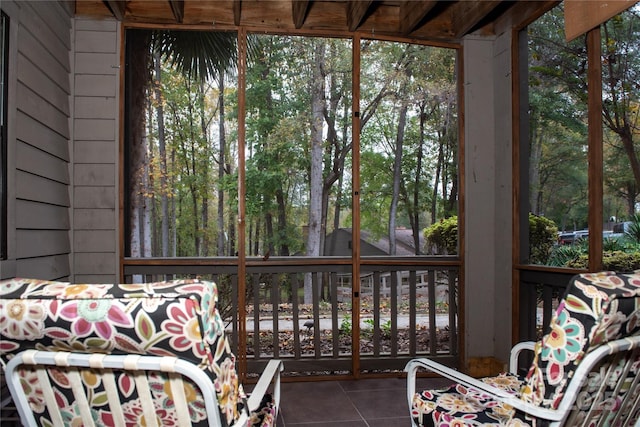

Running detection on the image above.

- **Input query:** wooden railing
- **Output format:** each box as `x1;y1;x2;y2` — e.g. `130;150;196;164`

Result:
123;256;461;377
516;267;581;341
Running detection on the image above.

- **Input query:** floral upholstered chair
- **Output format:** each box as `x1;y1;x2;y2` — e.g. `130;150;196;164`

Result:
405;271;640;426
0;278;282;427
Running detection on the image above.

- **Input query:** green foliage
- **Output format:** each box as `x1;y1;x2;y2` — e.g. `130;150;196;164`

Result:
566;251;640;272
423;216;458;255
547;243;585;267
339;315;352;336
529;214;558;264
380;319;392;336
362;318;392;339
626;214;640;243
424;214;559;262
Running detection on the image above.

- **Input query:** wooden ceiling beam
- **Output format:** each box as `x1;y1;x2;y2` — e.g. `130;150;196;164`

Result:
233;0;242;26
347;0;374;32
292;0;311;29
103;0;126;20
451;0;502;38
399;0;438;35
168;0;184;23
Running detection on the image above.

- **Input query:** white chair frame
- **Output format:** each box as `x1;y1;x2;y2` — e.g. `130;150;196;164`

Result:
406;336;640;427
6;349;283;427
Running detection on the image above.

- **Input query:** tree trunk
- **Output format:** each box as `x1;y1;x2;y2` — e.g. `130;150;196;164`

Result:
305;40;326;304
127;31;152;280
153;51;170;257
217;70;227;256
529;106;542;215
413;104;425;253
389;99;408;255
276;188;289;256
198;79;209;256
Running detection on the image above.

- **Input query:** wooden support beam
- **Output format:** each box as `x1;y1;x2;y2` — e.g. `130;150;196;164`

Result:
587;27;603;271
399;1;438;35
347;0;373;32
451;0;501;38
292;0;311;29
233;0;242;26
168;0;184;23
103;0;126;20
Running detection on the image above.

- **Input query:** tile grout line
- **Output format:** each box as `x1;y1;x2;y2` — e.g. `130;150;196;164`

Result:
340;381;371;426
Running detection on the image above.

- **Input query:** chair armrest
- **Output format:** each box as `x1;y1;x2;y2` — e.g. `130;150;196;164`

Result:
246;359;284;414
509;341;536;373
404;358;565;422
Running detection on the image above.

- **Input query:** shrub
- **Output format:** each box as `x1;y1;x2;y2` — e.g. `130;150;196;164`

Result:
626;213;640;243
423;216;458;255
423;214;558;263
529;213;558;264
547;243;584;267
566;250;640;271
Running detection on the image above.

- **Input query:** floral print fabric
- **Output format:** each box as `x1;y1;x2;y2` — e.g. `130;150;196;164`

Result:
0;278;276;427
411;271;640;426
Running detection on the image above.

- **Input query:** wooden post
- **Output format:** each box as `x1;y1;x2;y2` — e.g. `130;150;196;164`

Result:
351;34;361;378
237;27;248;380
587;27;603;272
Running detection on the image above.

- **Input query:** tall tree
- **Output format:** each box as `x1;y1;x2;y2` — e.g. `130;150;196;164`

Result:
127;29;237;258
305;39;326;303
153;50;170;257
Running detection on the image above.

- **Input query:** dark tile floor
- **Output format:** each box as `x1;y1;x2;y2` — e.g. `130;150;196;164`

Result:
274;376;451;426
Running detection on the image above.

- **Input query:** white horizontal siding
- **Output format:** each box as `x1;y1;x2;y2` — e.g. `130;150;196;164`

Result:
71;17;120;283
1;0;73;281
16;200;70;230
16;254;71;279
16;111;69;160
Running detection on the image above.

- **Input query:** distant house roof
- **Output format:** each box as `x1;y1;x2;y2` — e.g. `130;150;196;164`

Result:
324;228;424;256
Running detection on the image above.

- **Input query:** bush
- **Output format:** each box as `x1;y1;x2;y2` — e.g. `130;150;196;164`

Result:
547;243;585;267
626;214;640;243
529;213;558;264
423;214;558;261
424;216;458;255
566;250;640;272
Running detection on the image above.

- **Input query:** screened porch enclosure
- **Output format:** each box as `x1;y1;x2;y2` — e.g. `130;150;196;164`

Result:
2;0;638;396
121;26;462;379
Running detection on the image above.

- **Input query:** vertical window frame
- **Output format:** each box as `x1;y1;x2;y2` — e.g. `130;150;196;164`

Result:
0;11;9;260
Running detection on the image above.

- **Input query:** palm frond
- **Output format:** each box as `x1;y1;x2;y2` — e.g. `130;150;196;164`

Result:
153;30;238;82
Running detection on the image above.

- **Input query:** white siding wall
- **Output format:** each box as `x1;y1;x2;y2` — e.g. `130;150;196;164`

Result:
463;32;513;366
0;1;73;280
72;17;120;283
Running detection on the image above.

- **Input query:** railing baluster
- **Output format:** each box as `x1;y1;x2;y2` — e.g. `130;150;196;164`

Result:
292;274;302;359
390;271;398;357
312;272;321;359
428;270;437;356
252;274;261;359
231;274;239;350
448;271;458;355
271;273;279;358
330;272;340;358
373;271;381;357
409;270;417;356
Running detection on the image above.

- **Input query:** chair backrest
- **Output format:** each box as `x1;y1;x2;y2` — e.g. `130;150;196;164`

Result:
0;278;246;426
520;271;640;424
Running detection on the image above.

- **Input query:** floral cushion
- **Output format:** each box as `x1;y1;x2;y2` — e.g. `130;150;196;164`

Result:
410;271;640;427
411;373;532;426
0;278;276;427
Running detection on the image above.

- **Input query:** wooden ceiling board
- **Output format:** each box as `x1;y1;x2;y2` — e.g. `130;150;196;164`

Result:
182;1;235;26
449;0;502;38
399;0;438;35
72;0;559;43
